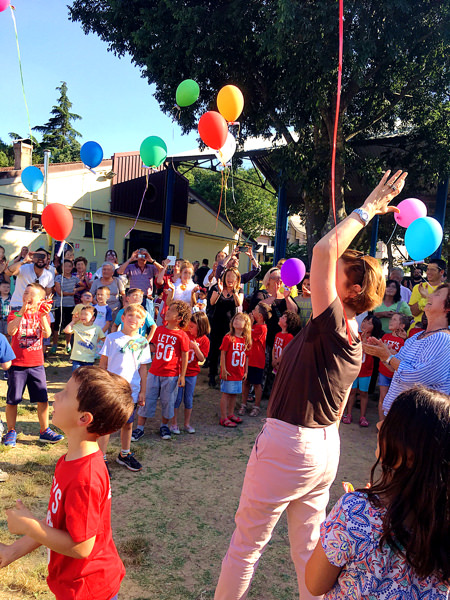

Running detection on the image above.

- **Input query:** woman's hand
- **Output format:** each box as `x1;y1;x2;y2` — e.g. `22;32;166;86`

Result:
217;279;223;294
362;170;407;219
362;338;391;361
283;286;291;299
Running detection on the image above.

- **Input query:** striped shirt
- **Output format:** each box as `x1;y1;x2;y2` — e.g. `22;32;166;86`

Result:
383;330;450;414
123;263;159;296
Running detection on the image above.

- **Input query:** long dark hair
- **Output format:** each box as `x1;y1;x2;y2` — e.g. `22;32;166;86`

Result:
364;386;450;581
363;314;383;339
385;279;401;303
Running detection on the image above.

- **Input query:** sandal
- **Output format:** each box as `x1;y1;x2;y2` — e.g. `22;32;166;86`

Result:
228;414;243;424
359;416;369;427
238;404;247;416
342;414;352;424
219;418;237;428
249;406;261;417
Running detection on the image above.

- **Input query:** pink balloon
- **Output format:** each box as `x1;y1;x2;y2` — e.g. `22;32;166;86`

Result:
0;0;10;12
280;258;306;287
394;198;427;228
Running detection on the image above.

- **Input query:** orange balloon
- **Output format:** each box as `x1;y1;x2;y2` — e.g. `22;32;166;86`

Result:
217;85;244;122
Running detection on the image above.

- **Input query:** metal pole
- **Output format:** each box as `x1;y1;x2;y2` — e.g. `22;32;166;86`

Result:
161;165;175;259
43;150;50;208
430;176;448;259
274;183;288;265
369;214;379;257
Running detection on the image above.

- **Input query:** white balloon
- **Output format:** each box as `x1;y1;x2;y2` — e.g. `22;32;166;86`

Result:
214;132;236;165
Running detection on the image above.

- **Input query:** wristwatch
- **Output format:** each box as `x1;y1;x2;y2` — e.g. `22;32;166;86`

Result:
352;208;370;227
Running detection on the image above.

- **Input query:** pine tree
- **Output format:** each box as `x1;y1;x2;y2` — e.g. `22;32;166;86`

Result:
33;81;82;162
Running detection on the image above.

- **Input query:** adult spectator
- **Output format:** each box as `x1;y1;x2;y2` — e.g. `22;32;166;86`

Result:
294;272;312;327
93;250;128;286
364;283;450;416
405;265;424;291
195;258;210;285
0;246;10;285
73;257;92;304
51;260;77;354
408;258;446;328
214;168;403;600
117;248;163;299
208;267;244;387
389;266;411;302
6;249;54;309
204;251;227;288
216;247;260;285
373;279;412;332
90;263;125;316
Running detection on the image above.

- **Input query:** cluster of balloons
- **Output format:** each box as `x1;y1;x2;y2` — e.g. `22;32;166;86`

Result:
198;84;244;165
395;198;443;261
280;258;306;288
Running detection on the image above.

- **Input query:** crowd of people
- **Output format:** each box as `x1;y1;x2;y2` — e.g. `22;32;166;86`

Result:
0;169;449;600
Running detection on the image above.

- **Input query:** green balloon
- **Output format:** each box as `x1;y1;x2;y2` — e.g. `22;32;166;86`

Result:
176;79;200;107
139;136;167;168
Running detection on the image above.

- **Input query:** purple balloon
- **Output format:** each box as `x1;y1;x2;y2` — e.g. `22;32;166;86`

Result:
280;258;306;287
394;198;427;228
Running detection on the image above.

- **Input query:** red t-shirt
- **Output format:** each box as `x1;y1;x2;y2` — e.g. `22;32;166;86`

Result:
273;332;294;363
150;325;190;377
358;351;374;378
46;450;125;600
8;311;49;367
248;323;267;369
379;333;405;378
408;327;423;338
220;333;248;381
186;334;210;377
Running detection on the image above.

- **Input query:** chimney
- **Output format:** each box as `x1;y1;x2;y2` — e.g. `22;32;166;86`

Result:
13;139;33;170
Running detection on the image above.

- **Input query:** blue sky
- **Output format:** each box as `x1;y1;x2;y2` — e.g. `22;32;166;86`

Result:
0;0;199;158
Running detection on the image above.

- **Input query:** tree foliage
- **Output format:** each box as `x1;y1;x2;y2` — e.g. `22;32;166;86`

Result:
69;0;449;257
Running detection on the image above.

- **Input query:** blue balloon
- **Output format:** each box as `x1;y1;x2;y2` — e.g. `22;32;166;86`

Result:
21;166;44;192
405;217;443;261
80;141;103;169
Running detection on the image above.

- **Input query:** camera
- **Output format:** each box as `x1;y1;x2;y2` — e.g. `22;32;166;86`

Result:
238;245;249;253
138;254;145;259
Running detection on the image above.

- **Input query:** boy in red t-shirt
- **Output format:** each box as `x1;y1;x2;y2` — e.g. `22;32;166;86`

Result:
133;300;190;440
4;283;63;447
239;303;271;418
1;365;133;600
377;313;409;420
272;310;301;375
219;312;252;428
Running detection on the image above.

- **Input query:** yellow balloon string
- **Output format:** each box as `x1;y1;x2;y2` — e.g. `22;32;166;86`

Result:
10;5;32;141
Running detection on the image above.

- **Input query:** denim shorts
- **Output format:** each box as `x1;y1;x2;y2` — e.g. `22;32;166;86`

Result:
378;372;392;387
6;365;48;405
220;379;243;395
175;375;197;410
138;373;179;420
72;360;94;372
351;376;371;393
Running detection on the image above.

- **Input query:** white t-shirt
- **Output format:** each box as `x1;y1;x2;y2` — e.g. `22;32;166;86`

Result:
400;284;412;303
11;263;55;307
100;331;151;400
172;278;196;305
94;303;113;330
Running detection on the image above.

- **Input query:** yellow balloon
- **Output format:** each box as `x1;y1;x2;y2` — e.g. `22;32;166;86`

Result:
217;85;244;122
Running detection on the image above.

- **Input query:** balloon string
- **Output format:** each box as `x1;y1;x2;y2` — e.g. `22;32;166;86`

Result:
331;0;352;345
89;189;96;257
215;170;224;231
223;167;233;229
10;5;32;141
385;222;398;247
124;170;148;238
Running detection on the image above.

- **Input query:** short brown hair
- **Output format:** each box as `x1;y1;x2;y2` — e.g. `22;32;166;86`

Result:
126;287;144;298
72;366;134;436
124;303;147;319
74;256;88;266
284;310;301;334
436;283;450;325
96;286;110;296
340;249;385;313
256;302;272;323
171;300;191;329
191;311;210;337
26;283;46;298
81;305;97;319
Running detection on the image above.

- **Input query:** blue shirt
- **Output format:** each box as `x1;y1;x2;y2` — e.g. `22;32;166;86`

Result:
114;308;155;337
0;333;15;363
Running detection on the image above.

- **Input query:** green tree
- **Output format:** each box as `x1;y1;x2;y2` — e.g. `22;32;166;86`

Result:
69;0;449;258
33;81;82;162
181;167;277;240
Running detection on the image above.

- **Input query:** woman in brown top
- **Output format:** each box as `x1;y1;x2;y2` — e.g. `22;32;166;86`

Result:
214;170;407;600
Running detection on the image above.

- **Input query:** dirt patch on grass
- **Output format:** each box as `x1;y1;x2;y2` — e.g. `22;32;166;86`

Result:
0;352;379;599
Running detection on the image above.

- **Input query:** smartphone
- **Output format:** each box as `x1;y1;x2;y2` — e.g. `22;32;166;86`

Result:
167;255;176;266
238;246;249;253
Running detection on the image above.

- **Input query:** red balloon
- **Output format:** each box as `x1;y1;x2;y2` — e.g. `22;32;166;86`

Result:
41;204;73;241
198;111;228;150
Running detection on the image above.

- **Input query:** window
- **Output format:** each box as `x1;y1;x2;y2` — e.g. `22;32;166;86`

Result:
84;222;104;239
2;209;41;231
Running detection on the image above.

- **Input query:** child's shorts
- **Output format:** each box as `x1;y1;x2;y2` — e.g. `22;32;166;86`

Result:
127;404;137;424
175;375;197;410
351;376;371;393
6;365;48;405
378;373;393;387
220;379;242;394
138;373;178;420
247;366;264;385
72;360;94;372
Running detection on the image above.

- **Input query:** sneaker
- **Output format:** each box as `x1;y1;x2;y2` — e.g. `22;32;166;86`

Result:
3;430;17;447
0;469;8;482
104;459;112;478
66;344;72;354
131;428;145;442
160;425;171;440
116;452;142;472
3;371;8;380
170;425;180;435
39;428;64;444
184;425;196;434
